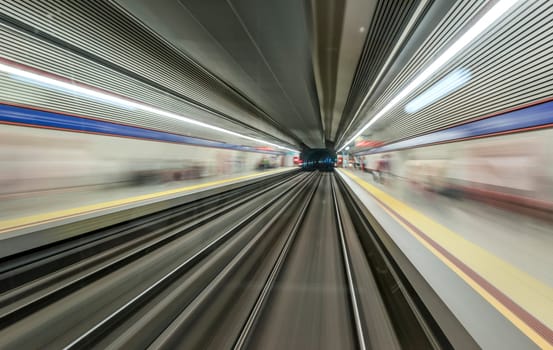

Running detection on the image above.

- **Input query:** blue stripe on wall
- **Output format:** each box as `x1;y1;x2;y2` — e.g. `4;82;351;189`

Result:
0;103;282;154
358;99;553;155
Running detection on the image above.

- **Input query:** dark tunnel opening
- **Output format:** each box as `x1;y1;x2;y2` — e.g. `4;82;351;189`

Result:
300;148;337;171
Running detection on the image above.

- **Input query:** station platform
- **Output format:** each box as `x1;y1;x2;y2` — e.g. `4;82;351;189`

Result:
337;168;553;350
0;168;294;257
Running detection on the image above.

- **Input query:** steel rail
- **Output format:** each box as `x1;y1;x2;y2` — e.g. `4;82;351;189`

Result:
330;175;368;350
62;172;315;349
0;172;305;328
232;174;322;350
0;170;299;277
148;173;320;349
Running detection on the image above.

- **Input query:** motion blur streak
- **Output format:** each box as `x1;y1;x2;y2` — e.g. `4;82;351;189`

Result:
0;123;288;197
338;0;522;151
1;0;553;349
0;60;296;152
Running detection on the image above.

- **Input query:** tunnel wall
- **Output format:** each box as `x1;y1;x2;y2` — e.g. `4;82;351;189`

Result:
359;127;553;209
0;123;285;194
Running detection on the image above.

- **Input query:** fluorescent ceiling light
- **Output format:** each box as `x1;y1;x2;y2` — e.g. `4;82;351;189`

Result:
0;61;297;152
338;0;520;152
340;0;430;147
11;75;138;111
404;68;471;113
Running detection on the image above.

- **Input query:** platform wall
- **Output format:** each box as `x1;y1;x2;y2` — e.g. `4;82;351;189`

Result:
360;128;553;204
0;124;284;194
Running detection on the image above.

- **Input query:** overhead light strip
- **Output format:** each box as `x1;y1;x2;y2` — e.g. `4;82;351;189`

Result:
338;0;521;152
338;0;431;147
0;60;297;152
404;67;471;113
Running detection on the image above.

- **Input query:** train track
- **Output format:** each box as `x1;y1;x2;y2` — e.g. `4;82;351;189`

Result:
0;171;448;349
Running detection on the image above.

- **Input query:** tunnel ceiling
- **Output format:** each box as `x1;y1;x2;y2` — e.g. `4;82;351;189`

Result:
114;0;445;150
0;0;471;151
337;1;553;154
115;0;324;149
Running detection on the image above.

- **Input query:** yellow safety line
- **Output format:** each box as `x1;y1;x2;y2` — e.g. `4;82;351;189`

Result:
339;169;553;349
0;169;288;233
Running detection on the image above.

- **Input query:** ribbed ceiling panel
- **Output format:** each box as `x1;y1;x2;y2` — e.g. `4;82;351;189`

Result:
0;22;285;147
338;0;422;135
369;1;486;110
0;0;297;146
352;0;553;150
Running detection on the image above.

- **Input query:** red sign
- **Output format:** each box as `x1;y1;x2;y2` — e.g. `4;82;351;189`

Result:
355;140;384;148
